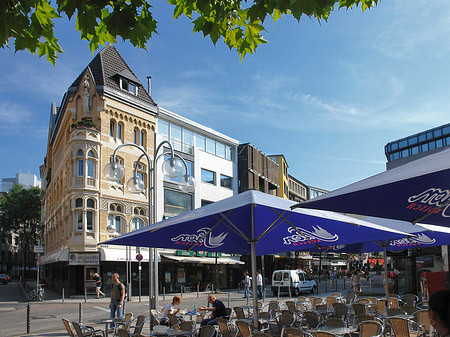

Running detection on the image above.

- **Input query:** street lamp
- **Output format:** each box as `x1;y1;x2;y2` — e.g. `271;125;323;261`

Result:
104;140;195;320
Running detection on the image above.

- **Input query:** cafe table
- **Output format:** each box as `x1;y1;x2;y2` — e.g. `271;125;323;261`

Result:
90;317;123;337
307;326;357;336
149;328;193;337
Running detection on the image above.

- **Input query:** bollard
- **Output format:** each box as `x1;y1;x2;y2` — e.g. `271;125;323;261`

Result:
227;293;230;308
197;284;200;298
343;278;346;290
79;303;82;324
288;285;291;298
277;285;281;301
163;287;166;301
180;286;183;298
26;303;30;334
84;287;87;303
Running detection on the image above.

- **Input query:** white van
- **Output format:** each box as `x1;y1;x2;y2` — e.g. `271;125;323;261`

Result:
271;270;317;296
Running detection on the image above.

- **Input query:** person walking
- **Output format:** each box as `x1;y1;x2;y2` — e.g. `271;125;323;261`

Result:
256;270;263;300
242;271;253;298
109;273;125;330
350;269;362;300
93;273;105;299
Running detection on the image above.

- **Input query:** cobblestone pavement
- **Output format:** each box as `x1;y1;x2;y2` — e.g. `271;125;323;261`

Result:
0;277;386;337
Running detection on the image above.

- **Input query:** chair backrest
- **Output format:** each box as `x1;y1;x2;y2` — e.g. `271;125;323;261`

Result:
389;298;400;309
168;313;180;327
133;315;146;334
268;301;279;312
62;318;75;337
358;320;384;337
71;322;86;337
388;317;410;337
277;312;295;330
321;318;345;328
123;312;133;327
326;296;337;308
297;296;307;302
387;308;405;316
402;306;419;315
303;311;321;329
285;300;298;312
352;303;367;317
330;293;341;297
283;327;304;337
413;309;431;332
311;297;323;308
376;299;389;315
199;325;216;337
251;333;272;337
355;314;375;323
316;304;328;311
216;317;233;337
234;307;246;319
314;332;337;337
366;297;377;303
177;321;195;337
355;298;370;304
401;294;418;307
332;305;348;320
222;308;232;320
345;293;356;304
236;320;252;337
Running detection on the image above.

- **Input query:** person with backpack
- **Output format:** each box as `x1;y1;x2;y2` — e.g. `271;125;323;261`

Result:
109;273;125;330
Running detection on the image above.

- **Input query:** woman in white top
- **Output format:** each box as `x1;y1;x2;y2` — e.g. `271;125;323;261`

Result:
161;295;182;324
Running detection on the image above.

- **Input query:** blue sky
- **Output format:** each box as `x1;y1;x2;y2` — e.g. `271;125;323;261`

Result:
1;0;449;191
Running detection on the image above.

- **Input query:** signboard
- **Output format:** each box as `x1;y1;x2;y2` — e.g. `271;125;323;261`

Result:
176;250;194;257
207;252;222;257
347;254;355;263
34;245;44;253
177;268;185;283
68;253;100;265
136;253;143;261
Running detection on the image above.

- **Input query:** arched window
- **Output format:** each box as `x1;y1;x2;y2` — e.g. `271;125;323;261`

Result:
110;120;116;137
74;198;83;231
75;198;83;207
134;128;139;145
86;198;95;231
76;149;84;176
87;150;96;178
131;217;145;230
133;207;146;216
140;130;146;147
108;203;124;234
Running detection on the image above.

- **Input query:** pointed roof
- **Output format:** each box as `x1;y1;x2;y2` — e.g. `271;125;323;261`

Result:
69;44;156;107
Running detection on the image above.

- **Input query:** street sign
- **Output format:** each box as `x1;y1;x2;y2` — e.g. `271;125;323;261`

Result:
347;254;355;263
34;245;44;253
136;253;143;261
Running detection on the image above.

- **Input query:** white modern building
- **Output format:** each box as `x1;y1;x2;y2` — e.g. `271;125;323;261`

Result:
1;171;41;192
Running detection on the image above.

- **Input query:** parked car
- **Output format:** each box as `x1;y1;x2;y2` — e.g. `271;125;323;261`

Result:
271;269;317;296
0;274;8;284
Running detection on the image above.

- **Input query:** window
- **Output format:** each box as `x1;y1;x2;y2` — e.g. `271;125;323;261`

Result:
75;198;83;207
134;129;139;145
158;120;169;137
220;174;232;189
110;121;115;137
206;138;215;154
428;141;436;150
443;126;450;135
78;159;84;176
436;139;443;148
86;211;93;231
140;131;145;147
120;78;137;95
401;149;408;158
391;142;398;151
421;143;429;152
117;123;123;141
411;146;419;155
134;207;146;216
201;169;215;185
183;129;194;154
195;134;206;151
418;133;427;143
132;217;145;230
108;203;124;234
408;137;418;146
434;129;442;138
164;189;192;217
76;211;83;231
216;142;225;158
109;156;124;184
226;146;233;160
87;199;95;208
399;139;407;148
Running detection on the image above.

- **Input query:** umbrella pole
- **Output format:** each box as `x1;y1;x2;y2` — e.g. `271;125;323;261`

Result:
250;204;259;329
383;246;390;309
250;241;258;329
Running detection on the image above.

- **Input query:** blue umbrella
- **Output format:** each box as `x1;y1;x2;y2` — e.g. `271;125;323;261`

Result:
292;147;450;227
102;190;409;326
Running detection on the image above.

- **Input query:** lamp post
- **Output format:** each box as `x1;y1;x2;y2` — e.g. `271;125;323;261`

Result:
104;140;194;321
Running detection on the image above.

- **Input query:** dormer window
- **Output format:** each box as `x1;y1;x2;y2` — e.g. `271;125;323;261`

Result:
120;78;137;95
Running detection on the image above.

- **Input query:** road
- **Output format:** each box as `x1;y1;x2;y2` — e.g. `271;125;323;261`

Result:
0;277;385;337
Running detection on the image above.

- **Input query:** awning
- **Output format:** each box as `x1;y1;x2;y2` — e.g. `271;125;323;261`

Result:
161;254;244;265
41;248;69;264
100;247;150;262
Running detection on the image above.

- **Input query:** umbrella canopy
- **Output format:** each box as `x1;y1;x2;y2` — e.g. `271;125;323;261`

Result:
102;190;411;325
292;147;450;227
305;216;450;253
102;190;410;255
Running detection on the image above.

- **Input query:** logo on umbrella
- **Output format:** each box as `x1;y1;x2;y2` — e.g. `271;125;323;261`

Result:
171;227;228;248
283;225;339;245
391;233;436;247
407;188;450;217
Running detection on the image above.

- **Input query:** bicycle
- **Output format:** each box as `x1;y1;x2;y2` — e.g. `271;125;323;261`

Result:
27;284;45;301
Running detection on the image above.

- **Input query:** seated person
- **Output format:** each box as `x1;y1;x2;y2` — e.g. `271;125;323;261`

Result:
161;295;182;325
199;295;227;326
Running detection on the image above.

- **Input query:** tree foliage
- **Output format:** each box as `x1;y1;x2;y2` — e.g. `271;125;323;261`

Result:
0;0;379;64
0;184;41;266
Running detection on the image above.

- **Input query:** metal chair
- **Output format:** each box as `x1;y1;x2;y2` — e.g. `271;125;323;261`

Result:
317;318;346;328
355;314;377;324
352;303;367;317
173;320;196;337
216;317;237;337
310;297;323;309
222;308;233;320
281;327;313;337
413;310;431;337
303;311;323;329
388;317;424;337
114;313;134;336
387;308;406;316
401;294;419;307
355;298;370;304
402;306;419;316
326;296;338;308
168;313;183;327
72;321;105;337
355;320;384;337
199;325;217;337
275;312;296;335
150;309;161;326
313;332;338;337
234;307;247;320
236;320;252;337
344;293;356;305
62;318;77;337
330;304;348;323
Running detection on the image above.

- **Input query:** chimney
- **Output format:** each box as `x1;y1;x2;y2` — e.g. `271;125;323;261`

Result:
147;76;152;95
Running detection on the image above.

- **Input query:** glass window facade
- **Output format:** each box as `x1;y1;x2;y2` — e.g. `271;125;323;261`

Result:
220;174;232;189
159;118;235;160
164;189;192;217
385;122;450;162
